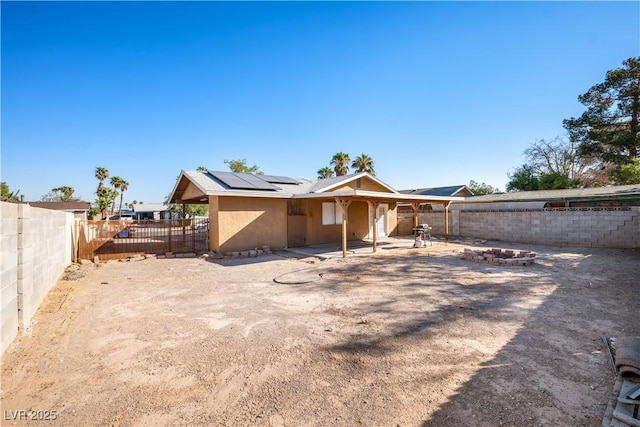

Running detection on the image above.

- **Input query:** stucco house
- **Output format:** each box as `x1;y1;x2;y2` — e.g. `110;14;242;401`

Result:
167;170;463;256
400;184;473;198
27;201;91;220
397;185;473;214
132;203;172;220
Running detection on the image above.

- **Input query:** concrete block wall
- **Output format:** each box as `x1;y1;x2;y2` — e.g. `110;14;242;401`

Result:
1;202;73;355
1;202;20;355
413;207;639;249
413;211;461;237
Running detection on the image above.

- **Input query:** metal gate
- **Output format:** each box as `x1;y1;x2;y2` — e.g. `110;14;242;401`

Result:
77;218;209;261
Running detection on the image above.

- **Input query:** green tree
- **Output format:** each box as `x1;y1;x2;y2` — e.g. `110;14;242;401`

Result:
110;176;125;215
1;182;20;203
610;157;640;185
94;167;112;219
42;186;80;202
468;180;499;195
506;165;540;192
538;172;577;190
224;159;262;174
196;166;208;171
96;187;117;219
317;167;334;179
59;186;75;201
331;152;351;176
563;57;640;176
95;167;109;191
168;204;209;218
351;153;375;175
117;179;129;216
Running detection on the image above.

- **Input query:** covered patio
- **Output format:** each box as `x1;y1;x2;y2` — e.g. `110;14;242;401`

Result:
297;192;462;258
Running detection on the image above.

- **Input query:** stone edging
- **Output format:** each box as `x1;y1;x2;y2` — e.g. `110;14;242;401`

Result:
463;248;536;266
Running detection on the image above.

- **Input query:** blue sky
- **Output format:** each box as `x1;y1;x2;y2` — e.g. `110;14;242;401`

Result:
2;1;639;204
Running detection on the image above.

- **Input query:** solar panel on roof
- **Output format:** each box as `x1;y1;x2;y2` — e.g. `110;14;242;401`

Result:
240;173;279;190
210;171;278;191
260;175;299;185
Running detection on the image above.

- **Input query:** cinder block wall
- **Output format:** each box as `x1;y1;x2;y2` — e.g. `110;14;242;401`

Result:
1;202;20;354
411;207;639;249
1;202;73;355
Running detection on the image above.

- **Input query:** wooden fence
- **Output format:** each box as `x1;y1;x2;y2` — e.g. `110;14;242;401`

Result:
77;218;209;261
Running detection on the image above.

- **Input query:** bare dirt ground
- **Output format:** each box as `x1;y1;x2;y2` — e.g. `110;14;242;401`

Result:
1;239;639;426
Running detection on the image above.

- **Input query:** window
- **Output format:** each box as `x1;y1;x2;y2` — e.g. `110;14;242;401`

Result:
322;202;343;225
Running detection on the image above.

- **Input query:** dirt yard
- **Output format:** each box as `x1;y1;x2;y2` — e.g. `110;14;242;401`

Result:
1;240;639;426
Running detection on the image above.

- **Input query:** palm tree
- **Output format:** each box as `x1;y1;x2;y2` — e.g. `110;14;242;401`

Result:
52;186;76;201
331;152;351;176
117;179;129;216
110;176;124;215
95;167;111;219
95;167;109;192
317;167;334;179
351;153;375;175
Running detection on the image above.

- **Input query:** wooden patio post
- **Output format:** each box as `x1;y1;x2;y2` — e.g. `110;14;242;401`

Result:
368;201;380;253
442;201;451;242
336;198;352;258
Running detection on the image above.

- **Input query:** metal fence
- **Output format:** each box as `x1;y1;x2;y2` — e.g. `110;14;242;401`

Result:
77;218;209;260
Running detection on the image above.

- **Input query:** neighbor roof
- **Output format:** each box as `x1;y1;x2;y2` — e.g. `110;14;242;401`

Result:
400;185;472;197
28;202;91;211
132;203;168;213
461;185;640;203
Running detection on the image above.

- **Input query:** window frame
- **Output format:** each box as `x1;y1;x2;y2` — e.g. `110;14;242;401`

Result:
322;202;343;225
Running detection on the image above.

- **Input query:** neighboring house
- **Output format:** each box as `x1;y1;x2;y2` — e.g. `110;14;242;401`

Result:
27;201;91;220
168;170;463;255
447;185;640;211
398;185;473;213
132;203;172;220
400;185;473;197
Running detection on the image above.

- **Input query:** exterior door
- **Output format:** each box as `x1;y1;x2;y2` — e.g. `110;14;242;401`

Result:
369;204;388;238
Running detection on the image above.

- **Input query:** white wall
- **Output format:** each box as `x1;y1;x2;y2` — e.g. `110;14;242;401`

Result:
1;202;73;355
1;202;20;355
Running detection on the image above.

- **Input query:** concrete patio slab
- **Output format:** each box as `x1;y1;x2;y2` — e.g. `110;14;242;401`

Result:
282;235;440;259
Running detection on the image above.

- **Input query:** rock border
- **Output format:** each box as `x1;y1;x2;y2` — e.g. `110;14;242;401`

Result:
224;245;272;259
462;248;536;266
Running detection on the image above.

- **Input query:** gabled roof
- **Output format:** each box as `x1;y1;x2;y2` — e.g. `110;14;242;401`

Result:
308;172;397;194
400;185;472;197
168;170;465;204
169;170;316;203
461;184;640;203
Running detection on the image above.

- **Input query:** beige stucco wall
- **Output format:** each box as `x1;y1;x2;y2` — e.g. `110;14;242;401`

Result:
387;202;398;236
304;199;371;245
333;178;391;192
212;196;288;253
182;182;206;202
208;196;220;251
